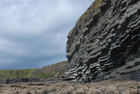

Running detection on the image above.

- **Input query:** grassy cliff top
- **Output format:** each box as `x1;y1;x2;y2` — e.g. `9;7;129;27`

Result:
0;61;68;79
0;69;36;79
69;0;102;34
76;0;102;25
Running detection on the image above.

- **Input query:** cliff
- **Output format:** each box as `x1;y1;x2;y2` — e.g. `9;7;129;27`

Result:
63;0;140;82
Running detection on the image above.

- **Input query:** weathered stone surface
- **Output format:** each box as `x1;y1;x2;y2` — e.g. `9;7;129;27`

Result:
63;0;140;82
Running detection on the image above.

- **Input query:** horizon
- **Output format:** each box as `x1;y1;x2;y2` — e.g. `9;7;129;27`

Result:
0;0;94;69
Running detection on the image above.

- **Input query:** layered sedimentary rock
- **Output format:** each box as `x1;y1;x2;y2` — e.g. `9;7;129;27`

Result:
63;0;140;82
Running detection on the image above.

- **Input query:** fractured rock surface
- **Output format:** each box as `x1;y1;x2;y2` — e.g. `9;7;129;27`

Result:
63;0;140;82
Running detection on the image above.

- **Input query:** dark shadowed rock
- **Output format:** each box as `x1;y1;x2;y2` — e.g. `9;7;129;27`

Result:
22;78;28;82
63;0;140;82
6;79;10;84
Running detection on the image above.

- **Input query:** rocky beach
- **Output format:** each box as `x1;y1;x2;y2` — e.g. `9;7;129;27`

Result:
1;79;140;94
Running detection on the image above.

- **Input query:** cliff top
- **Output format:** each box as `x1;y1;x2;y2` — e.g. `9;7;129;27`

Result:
69;0;102;34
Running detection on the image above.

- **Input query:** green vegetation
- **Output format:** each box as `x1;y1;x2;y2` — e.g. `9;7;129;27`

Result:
26;69;36;78
0;69;36;79
33;72;54;78
0;60;68;79
76;0;103;26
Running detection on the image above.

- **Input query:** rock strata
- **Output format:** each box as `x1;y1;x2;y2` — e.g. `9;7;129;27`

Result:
63;0;140;82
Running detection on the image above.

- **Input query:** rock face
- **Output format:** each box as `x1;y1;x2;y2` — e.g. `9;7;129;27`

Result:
63;0;140;82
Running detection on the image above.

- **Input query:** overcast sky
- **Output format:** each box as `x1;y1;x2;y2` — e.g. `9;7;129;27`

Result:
0;0;93;69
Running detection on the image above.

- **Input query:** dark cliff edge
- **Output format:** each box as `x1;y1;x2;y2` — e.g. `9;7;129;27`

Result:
63;0;140;82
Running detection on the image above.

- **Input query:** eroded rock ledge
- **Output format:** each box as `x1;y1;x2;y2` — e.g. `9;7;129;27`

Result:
63;0;140;82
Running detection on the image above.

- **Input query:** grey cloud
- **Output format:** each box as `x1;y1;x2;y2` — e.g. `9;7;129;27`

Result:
0;0;93;69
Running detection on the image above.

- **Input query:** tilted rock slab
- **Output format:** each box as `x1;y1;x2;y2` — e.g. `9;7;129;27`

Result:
63;0;140;82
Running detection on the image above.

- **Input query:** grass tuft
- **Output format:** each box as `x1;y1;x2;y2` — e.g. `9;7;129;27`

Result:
76;0;102;26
